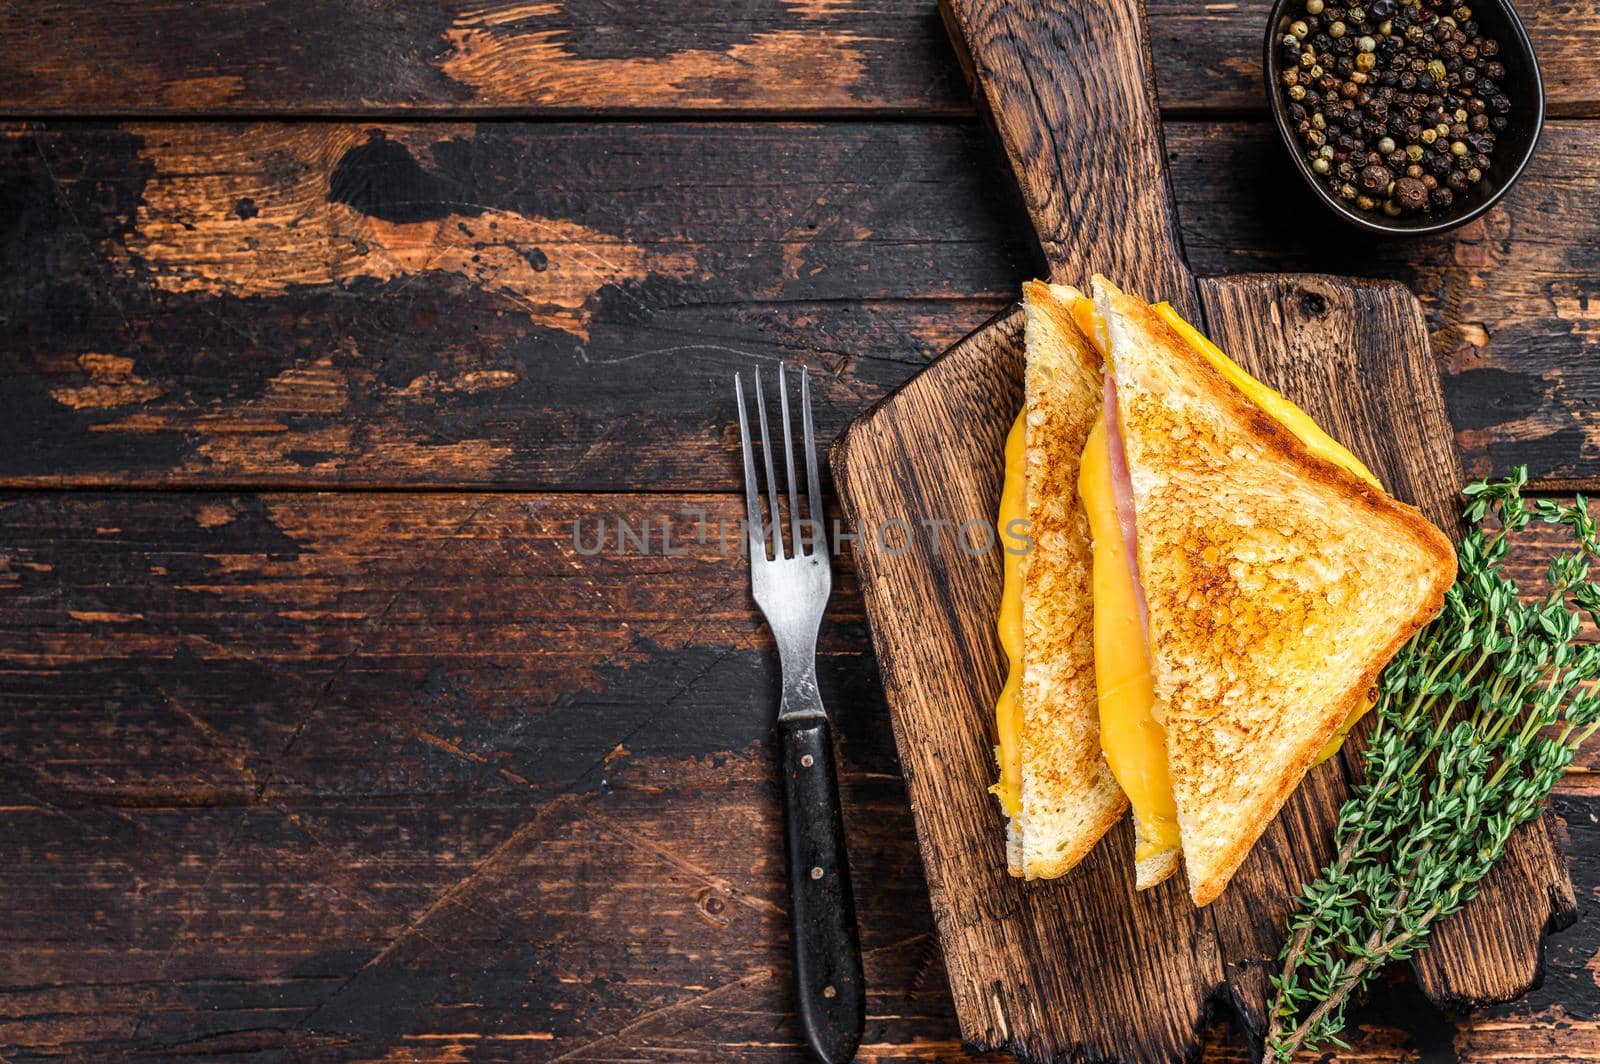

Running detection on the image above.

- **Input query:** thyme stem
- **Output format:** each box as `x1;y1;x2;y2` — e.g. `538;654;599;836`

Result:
1265;471;1600;1061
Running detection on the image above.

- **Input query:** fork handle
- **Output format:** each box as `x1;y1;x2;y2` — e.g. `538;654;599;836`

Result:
780;716;865;1064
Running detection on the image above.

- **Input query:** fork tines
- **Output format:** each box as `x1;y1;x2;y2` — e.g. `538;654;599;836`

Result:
734;365;825;560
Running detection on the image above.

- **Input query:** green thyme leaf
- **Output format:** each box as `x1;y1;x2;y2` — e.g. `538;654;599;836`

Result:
1265;468;1600;1061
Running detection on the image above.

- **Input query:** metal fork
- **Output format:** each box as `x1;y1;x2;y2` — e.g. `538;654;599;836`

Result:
735;365;864;1064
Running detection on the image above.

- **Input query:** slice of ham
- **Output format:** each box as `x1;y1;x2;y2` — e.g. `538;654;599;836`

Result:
1102;374;1149;640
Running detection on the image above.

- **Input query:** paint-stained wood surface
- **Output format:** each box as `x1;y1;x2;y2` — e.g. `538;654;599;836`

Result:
4;0;1600;1060
1;0;1599;116
4;120;1600;491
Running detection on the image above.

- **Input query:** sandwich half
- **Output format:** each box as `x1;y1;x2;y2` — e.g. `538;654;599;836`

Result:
993;281;1127;879
1091;276;1457;906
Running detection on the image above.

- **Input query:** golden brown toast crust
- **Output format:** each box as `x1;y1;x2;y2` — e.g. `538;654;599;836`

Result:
1093;276;1456;907
1013;280;1127;880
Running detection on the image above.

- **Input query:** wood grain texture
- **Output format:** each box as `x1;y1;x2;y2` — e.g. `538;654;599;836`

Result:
941;0;1195;313
4;120;1597;493
1;490;1595;1059
1;0;1598;117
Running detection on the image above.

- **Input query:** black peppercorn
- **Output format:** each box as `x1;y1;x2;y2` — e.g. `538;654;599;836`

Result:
1490;115;1508;131
1431;186;1454;208
1393;176;1428;211
1356;164;1395;192
1446;169;1470;191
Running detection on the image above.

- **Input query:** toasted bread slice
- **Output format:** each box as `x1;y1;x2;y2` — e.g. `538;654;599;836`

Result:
1135;847;1181;891
1005;280;1128;879
1092;276;1456;906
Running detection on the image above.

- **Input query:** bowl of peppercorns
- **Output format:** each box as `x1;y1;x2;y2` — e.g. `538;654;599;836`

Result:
1265;0;1543;234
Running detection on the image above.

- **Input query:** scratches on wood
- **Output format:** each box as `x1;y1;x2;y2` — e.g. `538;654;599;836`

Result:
580;804;789;918
0;489;1596;1058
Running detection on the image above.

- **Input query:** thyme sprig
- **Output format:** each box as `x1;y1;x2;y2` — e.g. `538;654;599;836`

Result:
1265;467;1600;1061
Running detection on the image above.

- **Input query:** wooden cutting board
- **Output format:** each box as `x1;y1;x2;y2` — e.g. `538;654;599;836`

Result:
830;0;1577;1060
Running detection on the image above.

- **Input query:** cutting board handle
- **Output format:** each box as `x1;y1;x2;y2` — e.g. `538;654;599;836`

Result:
940;0;1197;316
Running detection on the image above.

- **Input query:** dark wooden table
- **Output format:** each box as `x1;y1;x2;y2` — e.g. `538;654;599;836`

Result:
2;3;1599;1061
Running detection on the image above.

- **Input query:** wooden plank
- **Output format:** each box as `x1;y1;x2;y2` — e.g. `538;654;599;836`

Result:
0;120;1028;491
3;121;1597;493
0;1;1596;117
0;491;873;804
0;489;1593;1059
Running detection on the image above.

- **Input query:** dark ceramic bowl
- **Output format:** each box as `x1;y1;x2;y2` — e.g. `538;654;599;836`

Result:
1263;0;1543;235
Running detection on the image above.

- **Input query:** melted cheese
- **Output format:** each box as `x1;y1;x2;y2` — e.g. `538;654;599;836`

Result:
1080;415;1179;862
991;409;1027;817
1151;303;1381;491
994;297;1378;831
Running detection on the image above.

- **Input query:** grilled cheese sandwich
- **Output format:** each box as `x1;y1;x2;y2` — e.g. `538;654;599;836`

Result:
994;278;1454;904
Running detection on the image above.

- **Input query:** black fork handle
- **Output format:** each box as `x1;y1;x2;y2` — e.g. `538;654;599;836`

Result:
779;715;865;1063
